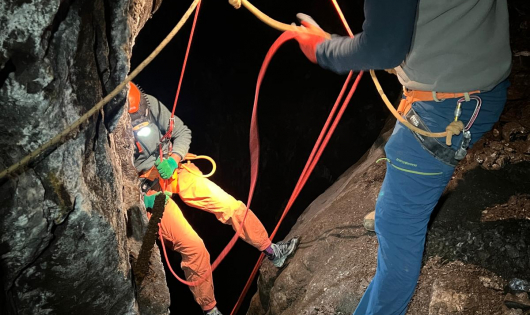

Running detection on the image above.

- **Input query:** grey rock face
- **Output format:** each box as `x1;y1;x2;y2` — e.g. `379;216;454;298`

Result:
0;0;170;314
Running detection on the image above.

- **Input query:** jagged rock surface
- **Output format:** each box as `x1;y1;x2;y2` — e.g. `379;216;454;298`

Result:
0;0;170;314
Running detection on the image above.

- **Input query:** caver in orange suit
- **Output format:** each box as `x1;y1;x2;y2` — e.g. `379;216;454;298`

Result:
128;82;298;314
143;163;271;311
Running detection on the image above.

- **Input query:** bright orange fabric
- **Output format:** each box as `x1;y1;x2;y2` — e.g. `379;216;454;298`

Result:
158;198;216;310
397;88;481;116
146;163;271;310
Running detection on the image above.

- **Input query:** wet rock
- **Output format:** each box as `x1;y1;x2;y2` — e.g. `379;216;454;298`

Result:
491;142;506;152
493;128;502;139
502;122;527;142
509;279;530;293
502;306;524;315
410;259;506;315
481;276;504;291
0;0;169;314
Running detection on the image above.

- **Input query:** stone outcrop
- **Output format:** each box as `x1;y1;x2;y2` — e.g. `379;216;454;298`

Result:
0;0;170;314
247;121;530;315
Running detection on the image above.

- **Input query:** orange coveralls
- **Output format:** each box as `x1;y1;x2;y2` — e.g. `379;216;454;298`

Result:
143;163;271;311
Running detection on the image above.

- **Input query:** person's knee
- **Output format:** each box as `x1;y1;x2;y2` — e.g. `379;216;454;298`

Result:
181;236;210;269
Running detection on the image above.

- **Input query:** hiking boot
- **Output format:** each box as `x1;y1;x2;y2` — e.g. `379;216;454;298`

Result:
270;237;299;268
363;211;375;232
204;306;223;315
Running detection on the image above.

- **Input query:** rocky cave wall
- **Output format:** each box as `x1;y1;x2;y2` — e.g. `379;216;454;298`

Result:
0;0;170;314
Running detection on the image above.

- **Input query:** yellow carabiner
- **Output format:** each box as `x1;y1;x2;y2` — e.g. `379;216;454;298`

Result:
181;153;217;178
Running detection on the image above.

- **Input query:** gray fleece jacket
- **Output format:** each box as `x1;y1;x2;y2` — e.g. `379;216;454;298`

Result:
316;0;511;93
133;94;191;173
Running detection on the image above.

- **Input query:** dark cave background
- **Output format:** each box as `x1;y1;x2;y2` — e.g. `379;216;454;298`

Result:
131;0;400;313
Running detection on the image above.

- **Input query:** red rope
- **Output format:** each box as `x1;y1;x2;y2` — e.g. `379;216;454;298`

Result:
158;0;360;303
157;0;201;191
230;2;359;313
170;1;201;118
159;0;202;161
158;0;213;287
159;0;261;287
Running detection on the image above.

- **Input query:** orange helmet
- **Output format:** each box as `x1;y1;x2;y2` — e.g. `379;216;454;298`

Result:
128;82;151;132
128;82;142;114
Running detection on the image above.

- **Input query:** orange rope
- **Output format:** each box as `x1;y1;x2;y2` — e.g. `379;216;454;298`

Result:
230;2;361;314
230;17;362;315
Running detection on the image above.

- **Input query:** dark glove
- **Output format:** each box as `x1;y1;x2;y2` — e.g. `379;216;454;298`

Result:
155;156;178;179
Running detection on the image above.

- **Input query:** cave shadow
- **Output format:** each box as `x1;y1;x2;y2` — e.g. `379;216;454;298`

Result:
430;162;530;225
426;162;530;280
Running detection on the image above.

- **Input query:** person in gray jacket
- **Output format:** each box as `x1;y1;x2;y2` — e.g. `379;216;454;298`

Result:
128;82;299;315
290;1;511;314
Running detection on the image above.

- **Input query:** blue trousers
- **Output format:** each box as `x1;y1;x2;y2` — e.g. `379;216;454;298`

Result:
353;80;509;315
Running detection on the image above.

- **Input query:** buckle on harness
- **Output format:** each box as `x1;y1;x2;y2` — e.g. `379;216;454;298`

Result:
141;177;160;193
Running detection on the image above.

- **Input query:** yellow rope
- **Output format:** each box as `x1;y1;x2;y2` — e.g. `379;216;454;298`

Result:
230;0;463;145
229;0;331;38
0;0;201;181
370;70;463;145
182;153;217;178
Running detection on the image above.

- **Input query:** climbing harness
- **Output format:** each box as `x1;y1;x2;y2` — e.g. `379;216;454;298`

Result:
139;154;216;194
396;88;481;118
402;93;482;166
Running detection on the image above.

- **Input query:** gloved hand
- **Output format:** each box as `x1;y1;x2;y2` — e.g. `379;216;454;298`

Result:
155;156;178;179
143;191;172;209
291;13;329;63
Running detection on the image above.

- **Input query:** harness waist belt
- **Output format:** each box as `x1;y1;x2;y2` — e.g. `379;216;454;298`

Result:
398;88;481;116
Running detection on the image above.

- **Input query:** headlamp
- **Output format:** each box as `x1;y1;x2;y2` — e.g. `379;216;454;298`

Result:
133;122;151;137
